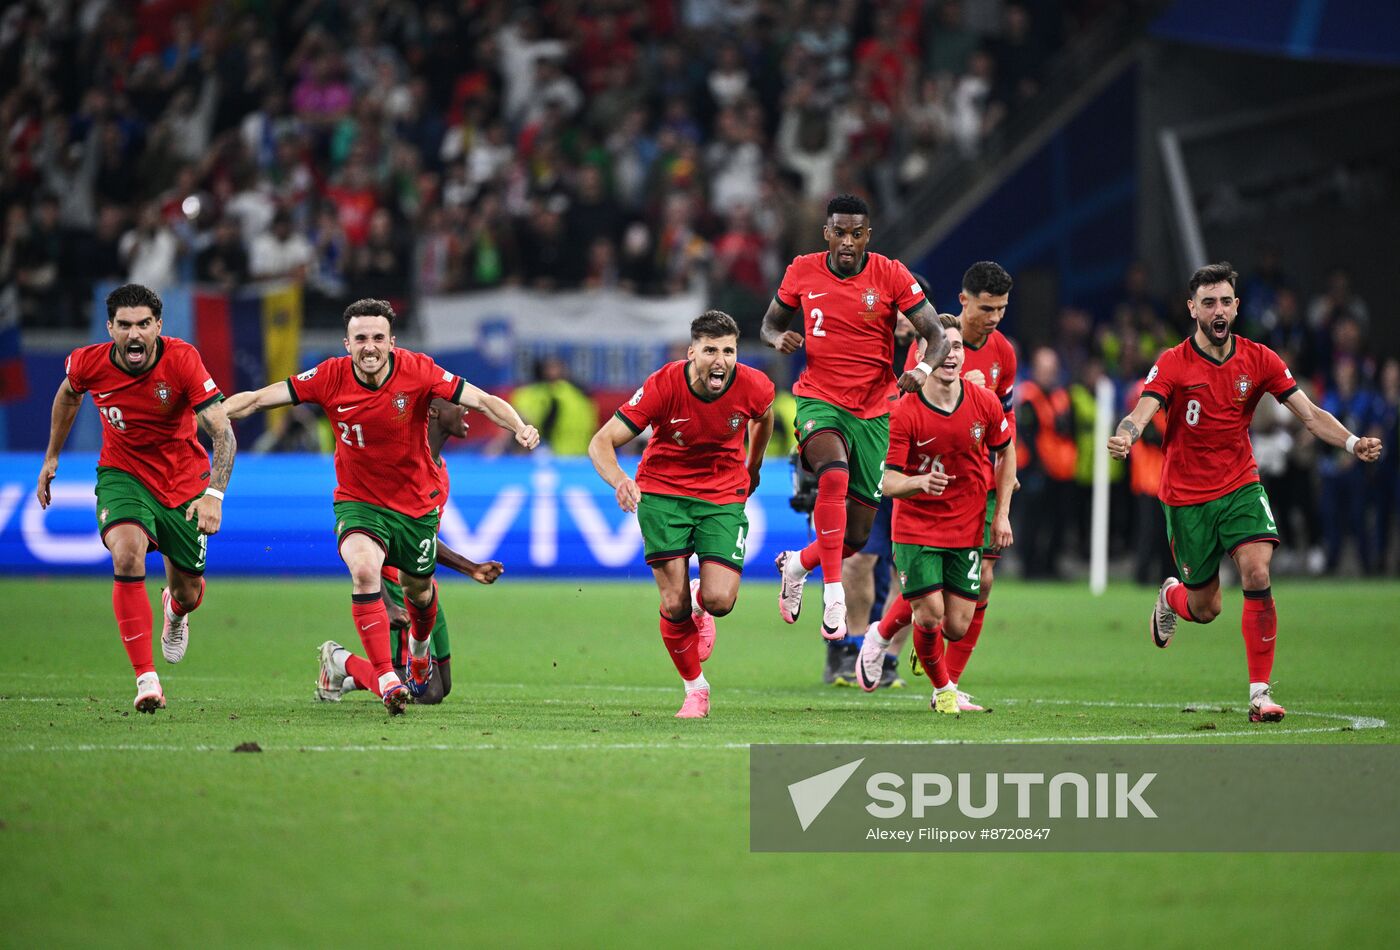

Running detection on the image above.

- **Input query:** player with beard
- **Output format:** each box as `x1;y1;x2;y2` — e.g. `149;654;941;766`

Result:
762;195;949;645
225;298;538;715
1109;262;1382;722
589;311;774;718
38;284;237;712
868;261;1017;709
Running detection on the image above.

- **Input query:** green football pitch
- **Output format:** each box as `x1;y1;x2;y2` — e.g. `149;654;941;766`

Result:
3;577;1397;947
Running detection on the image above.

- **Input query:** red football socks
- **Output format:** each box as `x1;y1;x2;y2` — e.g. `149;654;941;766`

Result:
344;654;383;697
407;583;438;644
1166;581;1196;621
169;576;205;617
350;592;394;677
1241;588;1277;683
945;603;987;684
799;464;850;581
660;612;702;680
113;575;154;676
878;598;913;639
912;622;950;689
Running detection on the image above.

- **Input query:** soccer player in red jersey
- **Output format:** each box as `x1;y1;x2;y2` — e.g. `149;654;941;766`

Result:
1110;262;1382;722
37;284;237;712
881;261;1017;710
589;311;775;718
762;194;949;642
225;299;538;715
317;398;505;705
860;314;1015;711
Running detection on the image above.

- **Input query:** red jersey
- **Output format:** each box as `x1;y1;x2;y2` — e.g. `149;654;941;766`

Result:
66;336;223;507
1141;335;1298;507
886;384;1011;548
288;349;466;517
777;251;926;418
615;361;775;504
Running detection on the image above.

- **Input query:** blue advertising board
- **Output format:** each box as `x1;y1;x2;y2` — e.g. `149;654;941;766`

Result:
0;454;815;578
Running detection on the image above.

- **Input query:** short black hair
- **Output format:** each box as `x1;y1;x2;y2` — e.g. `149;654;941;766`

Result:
691;309;740;341
962;261;1013;297
827;194;869;218
343;298;397;328
1188;262;1238;296
106;284;163;321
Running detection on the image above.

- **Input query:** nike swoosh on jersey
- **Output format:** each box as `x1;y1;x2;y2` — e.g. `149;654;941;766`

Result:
1184;384;1209;391
670;417;690;423
916;438;937;446
337;405;359;412
807;291;828;299
97;392;114;399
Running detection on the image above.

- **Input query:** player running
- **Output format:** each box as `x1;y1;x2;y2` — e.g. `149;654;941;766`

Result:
861;314;1015;711
763;194;949;643
319;398;505;705
225;299;538;715
873;261;1017;710
37;283;236;712
589;311;774;718
1109;262;1382;722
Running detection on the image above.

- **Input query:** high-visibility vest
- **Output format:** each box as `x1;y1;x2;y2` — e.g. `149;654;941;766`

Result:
1127;381;1166;497
1018;380;1077;481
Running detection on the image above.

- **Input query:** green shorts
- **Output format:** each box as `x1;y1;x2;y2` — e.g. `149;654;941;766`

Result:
334;501;440;577
794;397;888;507
95;466;209;575
636;492;748;572
982;491;1000;559
383;573;451;661
893;541;982;602
1162;482;1280;589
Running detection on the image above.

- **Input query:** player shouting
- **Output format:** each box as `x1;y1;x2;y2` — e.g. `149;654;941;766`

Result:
225;299;538;715
589;311;774;718
1109;262;1382;722
37;284;236;712
762;194;948;642
862;314;1014;711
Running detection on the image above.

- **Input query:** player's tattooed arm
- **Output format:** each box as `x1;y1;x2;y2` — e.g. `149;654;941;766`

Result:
760;297;803;353
436;538;504;584
745;405;775;496
37;378;84;508
896;301;951;393
1107;397;1159;460
189;400;236;535
457;380;540;450
588;416;642;513
1283;389;1384;462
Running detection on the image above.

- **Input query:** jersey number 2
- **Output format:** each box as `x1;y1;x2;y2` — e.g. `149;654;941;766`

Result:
810;307;826;337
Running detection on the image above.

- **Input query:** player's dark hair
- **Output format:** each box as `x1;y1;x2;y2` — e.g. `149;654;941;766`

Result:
343;298;397;328
827;194;869;219
961;261;1013;297
1188;262;1238;296
938;312;961;331
691;309;741;341
105;283;163;321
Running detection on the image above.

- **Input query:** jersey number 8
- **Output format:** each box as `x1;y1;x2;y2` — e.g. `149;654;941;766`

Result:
1185;399;1202;426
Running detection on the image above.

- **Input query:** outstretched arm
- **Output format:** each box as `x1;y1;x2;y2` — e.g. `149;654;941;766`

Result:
456;380;539;450
896;301;951;393
881;466;953;499
437;537;504;584
588;415;642;512
760;297;803;353
1283;389;1383;461
1107;396;1162;460
745;405;775;496
225;381;294;419
187;400;237;535
37;378;84;508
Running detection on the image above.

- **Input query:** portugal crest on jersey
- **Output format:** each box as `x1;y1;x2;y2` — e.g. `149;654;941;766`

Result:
392;391;409;415
970;421;985;449
862;288;879;311
989;362;1001;387
728;412;744;431
1233;375;1253;402
154;380;172;406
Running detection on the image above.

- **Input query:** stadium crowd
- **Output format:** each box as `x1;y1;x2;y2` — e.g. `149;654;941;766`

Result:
1;0;1109;328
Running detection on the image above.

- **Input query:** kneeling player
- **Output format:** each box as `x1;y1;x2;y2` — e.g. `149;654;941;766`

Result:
589;311;774;718
859;315;1015;713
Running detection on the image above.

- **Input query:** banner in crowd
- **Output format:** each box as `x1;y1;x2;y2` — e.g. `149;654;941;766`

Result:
419;288;704;390
0;454;814;577
0;285;26;402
